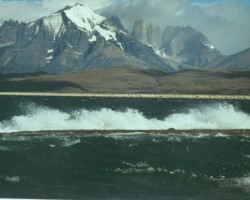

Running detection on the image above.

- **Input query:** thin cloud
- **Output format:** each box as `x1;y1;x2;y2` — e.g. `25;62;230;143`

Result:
0;0;113;23
102;0;250;55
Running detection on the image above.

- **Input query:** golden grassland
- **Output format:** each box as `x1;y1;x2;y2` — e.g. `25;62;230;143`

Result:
1;67;250;98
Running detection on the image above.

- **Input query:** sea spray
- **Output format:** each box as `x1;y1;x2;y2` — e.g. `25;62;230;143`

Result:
0;102;250;133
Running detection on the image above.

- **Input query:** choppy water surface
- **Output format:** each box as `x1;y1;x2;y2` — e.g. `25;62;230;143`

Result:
0;96;250;199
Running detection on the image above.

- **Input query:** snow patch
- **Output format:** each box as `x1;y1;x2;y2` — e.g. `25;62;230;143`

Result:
204;43;215;50
27;22;35;29
119;30;128;35
64;4;122;49
47;49;54;54
117;42;124;51
74;51;84;58
155;48;169;59
35;25;40;35
0;41;14;48
66;41;74;48
43;13;66;42
64;4;105;31
46;56;53;60
45;56;53;64
89;35;97;42
95;25;116;41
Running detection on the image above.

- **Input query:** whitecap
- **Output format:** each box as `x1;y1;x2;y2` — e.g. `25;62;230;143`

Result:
61;138;81;147
4;176;21;183
0;145;10;151
1;102;250;133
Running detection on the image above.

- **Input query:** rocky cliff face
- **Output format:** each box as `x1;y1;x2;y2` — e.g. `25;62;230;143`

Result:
0;4;174;74
132;21;222;68
132;20;161;49
161;26;221;67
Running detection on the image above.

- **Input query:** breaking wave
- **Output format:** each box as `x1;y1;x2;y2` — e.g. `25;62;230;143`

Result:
0;102;250;133
0;175;21;183
219;176;250;193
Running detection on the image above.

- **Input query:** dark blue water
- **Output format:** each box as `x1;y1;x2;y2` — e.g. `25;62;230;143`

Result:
0;96;250;199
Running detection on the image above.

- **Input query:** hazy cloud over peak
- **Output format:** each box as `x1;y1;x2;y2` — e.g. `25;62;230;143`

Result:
0;0;113;23
102;0;250;55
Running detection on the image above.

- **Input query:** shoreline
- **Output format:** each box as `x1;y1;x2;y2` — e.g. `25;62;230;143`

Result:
0;92;250;100
2;129;250;136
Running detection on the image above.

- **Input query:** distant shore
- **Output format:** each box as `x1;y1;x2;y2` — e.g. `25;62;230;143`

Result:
0;92;250;100
2;129;250;136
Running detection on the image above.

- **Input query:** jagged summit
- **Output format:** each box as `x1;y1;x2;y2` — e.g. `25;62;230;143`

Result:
132;20;161;48
63;3;117;42
41;3;120;44
64;2;84;9
132;21;221;68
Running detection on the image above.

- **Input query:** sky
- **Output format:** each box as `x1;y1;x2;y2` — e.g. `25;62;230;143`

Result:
0;0;250;55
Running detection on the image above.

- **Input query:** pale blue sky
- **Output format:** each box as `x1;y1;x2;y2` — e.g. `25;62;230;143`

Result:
190;0;250;5
2;0;250;5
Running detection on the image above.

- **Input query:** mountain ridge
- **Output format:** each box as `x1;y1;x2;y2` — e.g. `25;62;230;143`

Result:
0;4;175;74
215;48;250;70
0;3;249;74
132;20;222;68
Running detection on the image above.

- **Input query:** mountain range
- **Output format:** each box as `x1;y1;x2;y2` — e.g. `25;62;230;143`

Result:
0;3;249;74
132;21;222;68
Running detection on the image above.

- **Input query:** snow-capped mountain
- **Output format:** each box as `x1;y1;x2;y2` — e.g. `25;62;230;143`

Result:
132;21;222;68
0;3;175;73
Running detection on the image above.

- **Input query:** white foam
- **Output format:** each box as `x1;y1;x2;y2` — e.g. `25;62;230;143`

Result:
220;176;250;193
243;155;250;159
61;138;81;147
4;176;21;183
0;145;10;151
235;176;250;187
114;162;156;174
113;162;186;175
0;103;250;133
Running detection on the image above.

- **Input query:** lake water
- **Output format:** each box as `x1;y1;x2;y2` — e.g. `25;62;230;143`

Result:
0;96;250;199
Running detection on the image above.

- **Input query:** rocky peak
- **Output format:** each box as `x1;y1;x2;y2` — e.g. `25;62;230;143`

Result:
161;25;221;67
131;20;222;68
132;20;162;49
1;20;20;27
147;23;161;48
109;15;126;32
36;3;123;45
132;20;148;44
0;20;24;49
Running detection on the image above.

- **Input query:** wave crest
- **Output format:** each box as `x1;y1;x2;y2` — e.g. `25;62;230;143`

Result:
0;102;250;133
